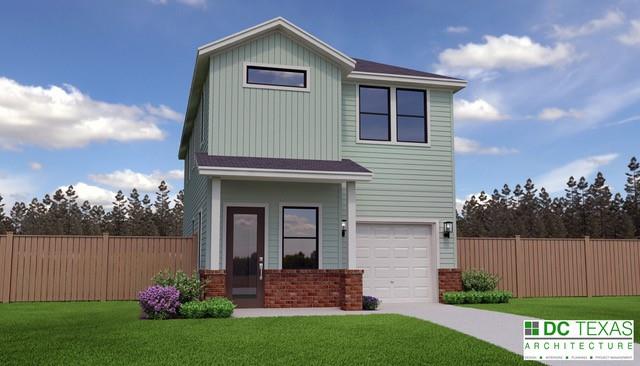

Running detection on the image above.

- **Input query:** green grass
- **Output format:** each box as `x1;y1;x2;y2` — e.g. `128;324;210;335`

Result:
0;301;536;365
463;296;640;342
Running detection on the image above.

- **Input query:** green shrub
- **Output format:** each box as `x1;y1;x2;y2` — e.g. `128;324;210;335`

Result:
179;298;236;319
461;269;500;292
153;270;203;304
442;290;512;304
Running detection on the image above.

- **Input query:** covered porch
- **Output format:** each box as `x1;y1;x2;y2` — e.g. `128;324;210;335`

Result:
195;153;372;310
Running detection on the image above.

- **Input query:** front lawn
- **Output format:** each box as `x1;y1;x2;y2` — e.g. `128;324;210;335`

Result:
0;302;535;365
463;296;640;342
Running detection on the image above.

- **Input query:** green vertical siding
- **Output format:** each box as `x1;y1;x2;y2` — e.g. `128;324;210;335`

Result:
183;76;211;269
341;83;458;268
208;31;342;160
220;181;341;270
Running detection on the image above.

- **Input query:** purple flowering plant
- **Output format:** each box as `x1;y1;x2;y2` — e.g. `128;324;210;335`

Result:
138;285;181;320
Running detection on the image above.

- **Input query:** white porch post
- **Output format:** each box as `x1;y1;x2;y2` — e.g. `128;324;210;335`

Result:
347;181;357;269
210;177;221;270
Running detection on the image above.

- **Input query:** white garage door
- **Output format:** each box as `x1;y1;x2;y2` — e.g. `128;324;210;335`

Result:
356;223;436;303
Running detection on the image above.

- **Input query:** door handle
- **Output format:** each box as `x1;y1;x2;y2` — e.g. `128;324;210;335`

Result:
259;262;263;280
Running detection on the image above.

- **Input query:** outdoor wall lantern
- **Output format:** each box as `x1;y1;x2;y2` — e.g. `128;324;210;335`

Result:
443;221;453;238
341;220;347;237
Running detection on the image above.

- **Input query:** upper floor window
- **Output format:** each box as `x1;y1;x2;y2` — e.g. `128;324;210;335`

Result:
244;63;310;91
396;89;427;143
359;86;390;141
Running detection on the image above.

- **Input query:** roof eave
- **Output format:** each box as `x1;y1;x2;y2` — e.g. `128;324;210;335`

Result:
197;165;373;183
346;71;467;92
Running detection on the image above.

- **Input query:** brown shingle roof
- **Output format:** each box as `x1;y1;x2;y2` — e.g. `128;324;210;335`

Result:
353;58;462;80
195;153;371;173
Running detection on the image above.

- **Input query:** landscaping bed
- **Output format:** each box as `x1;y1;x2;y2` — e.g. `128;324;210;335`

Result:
0;301;536;365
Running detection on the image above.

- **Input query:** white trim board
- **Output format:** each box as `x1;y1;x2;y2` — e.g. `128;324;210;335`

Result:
347;71;466;91
198;166;373;183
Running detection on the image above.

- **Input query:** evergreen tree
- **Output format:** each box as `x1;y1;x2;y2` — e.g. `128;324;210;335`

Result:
171;190;184;236
624;157;640;237
21;198;47;234
65;186;83;235
0;194;12;233
609;193;634;238
89;205;106;234
517;179;545;237
538;188;567;237
141;194;158;236
586;172;612;238
80;201;101;235
153;181;172;236
10;202;27;234
127;189;146;236
107;191;128;235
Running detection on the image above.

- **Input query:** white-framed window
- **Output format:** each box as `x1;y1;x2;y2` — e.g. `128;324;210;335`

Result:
356;83;430;146
242;62;311;92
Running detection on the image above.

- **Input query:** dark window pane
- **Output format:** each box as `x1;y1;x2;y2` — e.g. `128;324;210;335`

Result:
360;87;389;114
283;208;317;237
247;66;306;88
360;114;389;141
397;89;425;116
283;239;317;269
397;116;426;143
232;214;258;297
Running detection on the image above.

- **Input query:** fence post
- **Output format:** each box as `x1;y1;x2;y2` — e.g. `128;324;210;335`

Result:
583;236;592;297
1;232;14;303
514;235;524;298
101;233;109;301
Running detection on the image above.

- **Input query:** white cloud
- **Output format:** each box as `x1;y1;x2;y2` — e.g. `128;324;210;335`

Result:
552;10;624;39
89;169;183;192
538;107;584;121
437;35;576;78
61;182;116;207
0;76;181;150
145;104;183;122
454;98;507;121
455;137;518;155
617;19;640;46
149;0;206;8
29;162;43;171
446;26;469;34
0;172;34;207
536;153;618;193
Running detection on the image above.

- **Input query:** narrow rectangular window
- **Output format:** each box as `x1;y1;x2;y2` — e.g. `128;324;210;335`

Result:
359;86;390;141
246;66;307;88
282;207;318;269
396;88;427;143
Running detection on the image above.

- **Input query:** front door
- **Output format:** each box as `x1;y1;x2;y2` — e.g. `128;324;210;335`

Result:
225;207;265;308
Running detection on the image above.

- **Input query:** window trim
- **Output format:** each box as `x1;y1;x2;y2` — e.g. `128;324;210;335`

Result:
279;204;322;269
358;85;391;142
396;88;428;144
242;62;311;92
197;210;202;269
200;91;205;143
355;83;431;147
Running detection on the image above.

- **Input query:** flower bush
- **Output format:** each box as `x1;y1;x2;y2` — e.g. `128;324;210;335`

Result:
138;285;181;319
362;295;380;310
442;290;512;304
152;270;203;304
461;269;500;292
180;298;235;319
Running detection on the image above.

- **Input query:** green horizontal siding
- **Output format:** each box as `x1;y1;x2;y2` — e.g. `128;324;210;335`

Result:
209;30;342;160
220;181;342;270
341;83;457;268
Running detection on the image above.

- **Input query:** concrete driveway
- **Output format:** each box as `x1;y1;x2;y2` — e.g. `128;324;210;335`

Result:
379;302;640;366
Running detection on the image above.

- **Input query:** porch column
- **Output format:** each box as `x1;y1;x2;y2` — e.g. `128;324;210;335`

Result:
347;181;357;269
210;177;221;270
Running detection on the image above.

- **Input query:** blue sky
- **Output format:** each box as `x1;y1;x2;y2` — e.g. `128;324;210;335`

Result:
1;0;639;210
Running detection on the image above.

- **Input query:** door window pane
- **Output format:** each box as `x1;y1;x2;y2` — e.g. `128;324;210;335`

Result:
232;214;258;297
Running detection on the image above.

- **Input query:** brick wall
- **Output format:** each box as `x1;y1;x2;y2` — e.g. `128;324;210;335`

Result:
438;268;462;302
199;269;226;298
264;269;363;310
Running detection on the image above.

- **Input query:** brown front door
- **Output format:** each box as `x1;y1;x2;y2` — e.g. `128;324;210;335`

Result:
225;207;265;308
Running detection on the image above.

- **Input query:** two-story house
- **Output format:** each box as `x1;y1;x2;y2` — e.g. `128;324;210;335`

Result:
179;18;466;309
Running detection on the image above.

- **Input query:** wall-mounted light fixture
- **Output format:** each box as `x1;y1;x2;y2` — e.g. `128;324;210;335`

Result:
341;220;347;237
443;221;453;238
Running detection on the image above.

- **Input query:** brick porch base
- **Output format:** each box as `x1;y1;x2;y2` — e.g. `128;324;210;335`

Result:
438;268;462;302
200;269;364;310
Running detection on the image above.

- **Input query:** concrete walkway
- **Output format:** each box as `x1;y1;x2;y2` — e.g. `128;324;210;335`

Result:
235;303;639;365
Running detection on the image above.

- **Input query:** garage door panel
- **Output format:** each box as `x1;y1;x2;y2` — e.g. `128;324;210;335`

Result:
357;223;435;303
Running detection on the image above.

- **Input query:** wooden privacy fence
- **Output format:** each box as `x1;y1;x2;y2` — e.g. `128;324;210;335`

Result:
458;236;640;298
0;233;198;303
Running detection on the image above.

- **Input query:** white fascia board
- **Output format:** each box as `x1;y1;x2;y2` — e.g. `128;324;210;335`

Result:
198;17;355;70
347;71;467;90
197;166;372;183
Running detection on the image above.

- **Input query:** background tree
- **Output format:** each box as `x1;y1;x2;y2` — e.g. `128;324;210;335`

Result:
153;181;173;236
624;157;640;235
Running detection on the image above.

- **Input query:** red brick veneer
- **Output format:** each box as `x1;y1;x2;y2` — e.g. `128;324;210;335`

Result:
264;269;364;310
199;269;226;298
438;268;462;302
